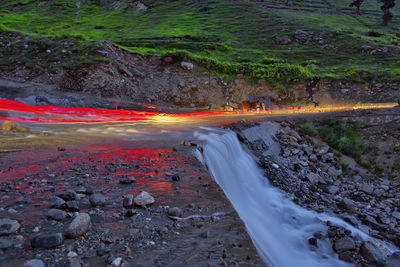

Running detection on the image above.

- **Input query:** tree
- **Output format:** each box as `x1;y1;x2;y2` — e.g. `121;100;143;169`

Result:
349;0;364;15
379;0;396;26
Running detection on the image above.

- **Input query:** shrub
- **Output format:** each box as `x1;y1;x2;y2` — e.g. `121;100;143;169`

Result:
301;121;318;136
338;158;350;171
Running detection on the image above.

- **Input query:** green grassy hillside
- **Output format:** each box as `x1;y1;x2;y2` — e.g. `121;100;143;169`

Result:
1;0;400;82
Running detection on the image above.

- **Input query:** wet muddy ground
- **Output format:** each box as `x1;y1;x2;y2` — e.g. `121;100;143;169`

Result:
0;131;264;266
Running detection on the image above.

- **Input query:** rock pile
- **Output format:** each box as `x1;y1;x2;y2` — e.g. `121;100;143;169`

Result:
234;120;400;265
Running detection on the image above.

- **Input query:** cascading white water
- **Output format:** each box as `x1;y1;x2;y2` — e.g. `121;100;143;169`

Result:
196;130;370;267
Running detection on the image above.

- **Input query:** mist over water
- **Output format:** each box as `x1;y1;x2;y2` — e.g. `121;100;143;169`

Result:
197;130;353;267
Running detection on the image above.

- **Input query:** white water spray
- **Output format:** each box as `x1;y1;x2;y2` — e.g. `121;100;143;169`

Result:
196;130;371;267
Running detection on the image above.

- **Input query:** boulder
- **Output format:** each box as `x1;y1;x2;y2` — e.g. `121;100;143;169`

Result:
1;121;16;131
65;213;91;238
360;241;385;266
333;237;355;253
58;190;77;201
0;219;20;235
306;172;324;185
134;191;155;207
359;184;374;195
31;233;63;249
181;61;194;71
337;198;357;213
46;209;67;221
21;259;45;267
66;200;79;212
167;207;183;217
89;193;106;207
276;36;292;45
387;251;400;267
49;196;66;209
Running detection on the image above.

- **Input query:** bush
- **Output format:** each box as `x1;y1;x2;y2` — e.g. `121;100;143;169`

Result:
318;118;368;161
338;158;350;171
301;121;318;136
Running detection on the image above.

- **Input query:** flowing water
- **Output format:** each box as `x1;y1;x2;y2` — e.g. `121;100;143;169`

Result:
196;130;396;267
1;100;398;266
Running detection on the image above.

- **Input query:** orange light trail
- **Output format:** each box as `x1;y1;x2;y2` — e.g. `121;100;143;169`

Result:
0;99;397;124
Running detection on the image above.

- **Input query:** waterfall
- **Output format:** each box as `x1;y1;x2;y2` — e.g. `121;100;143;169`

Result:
196;130;353;267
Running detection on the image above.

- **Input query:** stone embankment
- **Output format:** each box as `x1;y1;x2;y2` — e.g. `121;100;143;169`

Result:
231;120;400;266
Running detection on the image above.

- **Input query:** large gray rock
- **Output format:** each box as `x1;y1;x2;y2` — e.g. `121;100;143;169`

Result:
359;184;374;195
31;233;63;249
89;193;106;207
0;219;20;235
21;259;45;267
49;196;66;209
337;198;357;213
333;237;355;253
134;191;155;207
46;209;67;221
360;241;385;266
65;213;91;238
167;207;183;217
387;251;400;267
58;190;77;201
306;172;324;185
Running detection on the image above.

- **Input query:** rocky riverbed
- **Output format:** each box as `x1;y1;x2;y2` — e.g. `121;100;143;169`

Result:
0;133;263;267
229;116;400;266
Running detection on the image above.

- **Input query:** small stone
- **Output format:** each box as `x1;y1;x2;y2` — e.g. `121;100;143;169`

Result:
46;209;67;221
333;237;355;253
338;251;354;263
359;184;374;195
21;259;45;267
0;219;20;235
123;194;134;208
181;61;193;71
119;176;135;184
134;191;155;207
31;233;63;249
392;211;400;220
306;172;323;184
66;200;79;212
49;196;66;209
111;257;122;267
167;207;183;217
360;241;385;266
58;190;77;201
65;213;91;238
89;193;106;207
308;237;318;247
337;198;357;213
67;251;78;258
327;185;340;194
1;121;16;131
171;174;180;181
0;238;13;249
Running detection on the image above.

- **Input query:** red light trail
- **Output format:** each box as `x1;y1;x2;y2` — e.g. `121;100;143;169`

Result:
0;99;397;124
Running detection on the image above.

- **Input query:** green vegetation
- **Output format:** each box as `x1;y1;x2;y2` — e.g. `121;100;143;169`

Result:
300;121;318;136
338;158;350;171
301;118;371;161
0;0;400;81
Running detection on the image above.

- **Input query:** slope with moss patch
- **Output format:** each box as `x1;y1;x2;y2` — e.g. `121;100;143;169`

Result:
1;0;400;83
